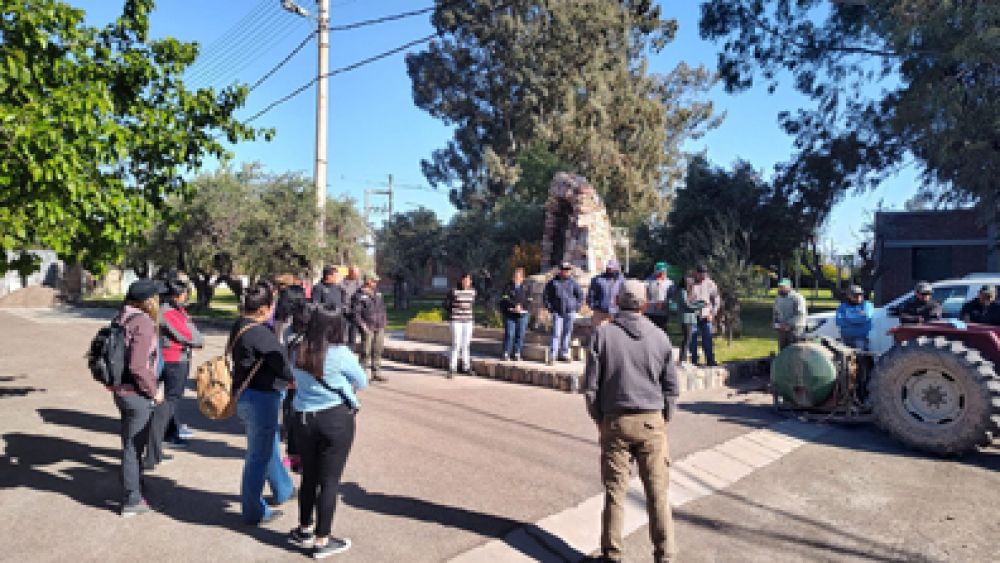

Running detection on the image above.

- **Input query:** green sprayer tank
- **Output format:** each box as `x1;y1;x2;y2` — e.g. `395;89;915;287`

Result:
770;341;838;407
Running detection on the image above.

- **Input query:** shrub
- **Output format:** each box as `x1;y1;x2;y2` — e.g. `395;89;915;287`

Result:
412;308;445;322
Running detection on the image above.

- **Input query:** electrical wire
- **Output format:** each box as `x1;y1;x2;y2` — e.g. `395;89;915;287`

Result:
247;31;317;92
328;6;435;32
185;1;279;82
188;15;305;89
244;33;438;123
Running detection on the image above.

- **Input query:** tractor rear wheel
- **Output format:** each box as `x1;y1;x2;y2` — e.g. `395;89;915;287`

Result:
870;336;1000;455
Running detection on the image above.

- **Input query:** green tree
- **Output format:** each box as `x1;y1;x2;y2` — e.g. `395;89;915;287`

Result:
131;166;366;309
699;0;1000;213
0;0;264;276
376;208;444;295
407;0;718;221
641;156;817;273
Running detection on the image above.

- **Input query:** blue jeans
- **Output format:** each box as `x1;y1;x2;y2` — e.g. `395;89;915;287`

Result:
503;314;529;356
551;312;576;359
689;318;715;365
236;388;294;524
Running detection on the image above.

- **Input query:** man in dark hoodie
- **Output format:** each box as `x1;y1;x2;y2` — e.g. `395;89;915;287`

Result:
584;279;679;563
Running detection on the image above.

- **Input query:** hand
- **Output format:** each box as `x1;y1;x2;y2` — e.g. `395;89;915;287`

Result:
153;387;165;405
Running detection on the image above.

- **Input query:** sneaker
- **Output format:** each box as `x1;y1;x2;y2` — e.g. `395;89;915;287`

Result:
558;356;571;363
501;353;510;361
121;499;152;518
545;357;554;366
513;353;522;362
371;374;388;383
313;538;351;559
177;424;194;440
289;526;316;549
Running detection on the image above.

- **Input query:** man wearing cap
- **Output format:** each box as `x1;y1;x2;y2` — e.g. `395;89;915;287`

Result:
351;272;388;382
645;262;674;332
773;278;808;350
836;285;873;350
543;262;585;363
898;282;943;324
584;279;679;563
960;285;1000;325
587;259;624;329
312;265;346;313
688;264;720;366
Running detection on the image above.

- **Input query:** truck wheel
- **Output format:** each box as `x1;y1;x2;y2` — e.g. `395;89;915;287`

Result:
870;336;1000;455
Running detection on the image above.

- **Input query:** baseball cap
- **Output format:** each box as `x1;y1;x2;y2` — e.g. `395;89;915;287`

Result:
849;285;864;295
606;259;620;271
364;271;380;282
560;261;573;270
979;285;996;296
915;281;933;294
778;278;792;288
654;261;667;273
125;279;164;302
617;279;647;310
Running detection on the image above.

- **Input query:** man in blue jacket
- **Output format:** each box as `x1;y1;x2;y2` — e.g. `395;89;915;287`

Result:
587;259;624;329
836;285;874;350
544;262;585;363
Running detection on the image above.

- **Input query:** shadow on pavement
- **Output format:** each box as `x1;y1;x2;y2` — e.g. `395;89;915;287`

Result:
375;384;596;447
680;400;1000;472
0;375;46;399
340;482;585;560
37;407;246;460
0;431;290;550
677;486;934;562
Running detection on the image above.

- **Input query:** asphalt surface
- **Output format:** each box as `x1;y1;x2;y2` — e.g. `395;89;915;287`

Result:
0;308;775;562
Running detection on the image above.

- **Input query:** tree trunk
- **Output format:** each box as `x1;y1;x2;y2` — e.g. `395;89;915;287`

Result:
189;271;214;312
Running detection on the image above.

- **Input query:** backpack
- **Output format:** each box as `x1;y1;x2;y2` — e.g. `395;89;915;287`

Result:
195;322;263;420
87;312;142;387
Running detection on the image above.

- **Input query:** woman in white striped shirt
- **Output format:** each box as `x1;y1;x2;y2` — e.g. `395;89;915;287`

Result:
445;273;476;377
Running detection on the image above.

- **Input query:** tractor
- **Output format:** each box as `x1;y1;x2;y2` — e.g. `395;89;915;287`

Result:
770;322;1000;455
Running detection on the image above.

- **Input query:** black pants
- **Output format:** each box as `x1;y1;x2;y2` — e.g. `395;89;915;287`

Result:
161;361;189;442
293;405;356;537
283;388;298;456
114;393;154;506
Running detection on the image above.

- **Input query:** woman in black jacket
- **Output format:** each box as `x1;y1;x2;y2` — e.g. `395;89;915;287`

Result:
499;268;532;361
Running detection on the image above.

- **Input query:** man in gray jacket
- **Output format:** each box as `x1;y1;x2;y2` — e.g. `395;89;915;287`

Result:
584;279;679;563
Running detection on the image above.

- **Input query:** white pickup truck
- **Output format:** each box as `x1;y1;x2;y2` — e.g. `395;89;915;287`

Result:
803;273;1000;356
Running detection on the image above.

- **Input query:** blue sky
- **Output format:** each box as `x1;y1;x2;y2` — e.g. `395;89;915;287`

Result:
76;0;918;253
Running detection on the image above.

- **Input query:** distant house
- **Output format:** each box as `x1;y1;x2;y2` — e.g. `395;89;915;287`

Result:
873;209;999;305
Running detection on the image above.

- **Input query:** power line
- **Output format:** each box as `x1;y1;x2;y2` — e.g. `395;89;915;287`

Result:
247;31;316;92
328;6;434;32
244;33;438;123
189;16;306;89
185;2;280;82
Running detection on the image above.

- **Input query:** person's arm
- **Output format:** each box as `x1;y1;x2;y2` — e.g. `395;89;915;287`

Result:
254;331;293;383
583;332;603;423
586;279;598;309
710;282;721;317
927;301;943;321
187;317;204;348
128;317;158;398
336;348;369;392
660;345;680;421
574;281;584;312
835;303;848;329
543;281;553;312
311;284;323;305
793;294;808;327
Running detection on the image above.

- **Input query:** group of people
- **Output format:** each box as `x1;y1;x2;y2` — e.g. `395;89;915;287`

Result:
110;264;389;559
774;277;1000;353
481;260;722;368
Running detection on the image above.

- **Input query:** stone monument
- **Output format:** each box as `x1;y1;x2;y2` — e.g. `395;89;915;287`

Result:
540;172;617;272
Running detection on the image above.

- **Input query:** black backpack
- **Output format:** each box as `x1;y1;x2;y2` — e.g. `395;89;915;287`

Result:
87;313;141;387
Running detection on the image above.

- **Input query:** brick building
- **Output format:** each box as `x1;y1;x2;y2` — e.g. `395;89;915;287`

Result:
873;209;998;304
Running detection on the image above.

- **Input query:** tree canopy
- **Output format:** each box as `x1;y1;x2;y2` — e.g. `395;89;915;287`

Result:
699;0;1000;213
407;0;718;222
131;165;366;309
0;0;264;275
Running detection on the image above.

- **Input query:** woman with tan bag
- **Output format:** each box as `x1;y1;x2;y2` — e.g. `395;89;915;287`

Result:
229;282;295;525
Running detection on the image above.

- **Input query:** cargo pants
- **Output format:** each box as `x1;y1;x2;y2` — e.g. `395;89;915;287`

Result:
600;411;675;562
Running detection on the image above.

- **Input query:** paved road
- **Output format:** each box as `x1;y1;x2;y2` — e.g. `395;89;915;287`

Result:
0;308;996;562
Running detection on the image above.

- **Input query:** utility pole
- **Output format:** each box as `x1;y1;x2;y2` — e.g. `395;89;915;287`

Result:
364;176;394;273
314;0;330;257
